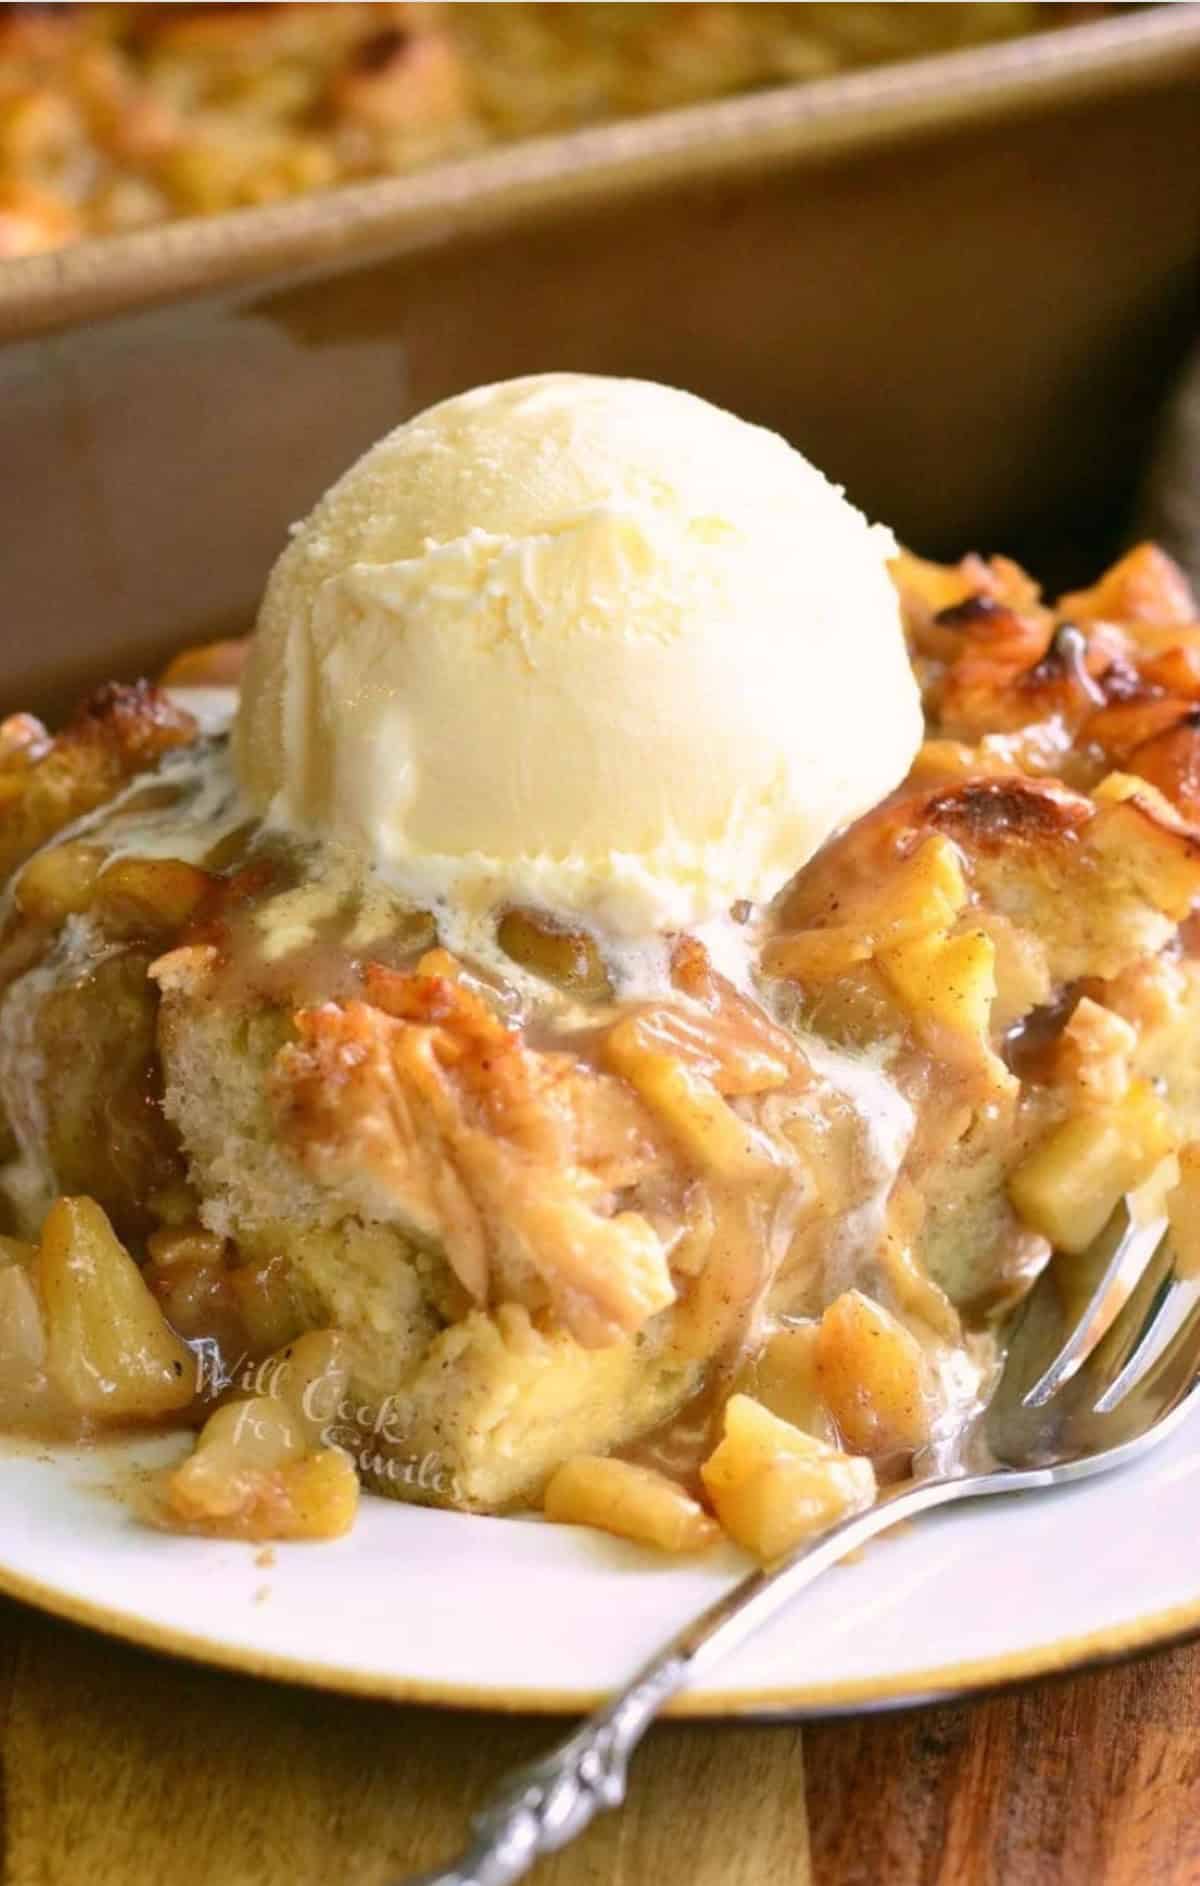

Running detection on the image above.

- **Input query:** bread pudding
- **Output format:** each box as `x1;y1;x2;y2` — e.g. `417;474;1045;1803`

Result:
0;2;1064;256
2;374;1199;1563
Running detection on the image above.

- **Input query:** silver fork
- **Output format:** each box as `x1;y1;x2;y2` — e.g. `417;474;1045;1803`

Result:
404;1202;1200;1886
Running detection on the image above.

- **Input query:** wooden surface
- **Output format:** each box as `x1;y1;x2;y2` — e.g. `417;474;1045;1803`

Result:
1;1599;1198;1885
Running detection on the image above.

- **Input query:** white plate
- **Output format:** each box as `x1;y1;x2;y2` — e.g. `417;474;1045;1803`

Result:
2;1419;1198;1717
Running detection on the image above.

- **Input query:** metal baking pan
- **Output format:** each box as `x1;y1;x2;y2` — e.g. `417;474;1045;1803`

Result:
4;5;1200;715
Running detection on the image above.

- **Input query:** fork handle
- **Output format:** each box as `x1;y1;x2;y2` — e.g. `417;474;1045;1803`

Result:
400;1472;996;1886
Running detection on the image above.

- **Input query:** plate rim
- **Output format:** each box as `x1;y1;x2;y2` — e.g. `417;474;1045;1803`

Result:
2;1554;1197;1719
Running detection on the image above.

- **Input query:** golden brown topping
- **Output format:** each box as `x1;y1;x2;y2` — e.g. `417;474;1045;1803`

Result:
1084;698;1193;766
936;604;1058;740
0;5;1045;254
893;548;1046;651
64;679;197;761
329;19;468;135
924;776;1093;850
0;680;197;881
1124;711;1200;824
0;177;80;254
904;543;1200;809
1057;543;1198;633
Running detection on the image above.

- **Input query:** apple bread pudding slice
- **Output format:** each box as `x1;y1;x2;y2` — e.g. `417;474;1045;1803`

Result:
2;542;1200;1559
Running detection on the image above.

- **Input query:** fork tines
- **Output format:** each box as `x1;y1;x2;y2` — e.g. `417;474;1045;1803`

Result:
988;1198;1200;1469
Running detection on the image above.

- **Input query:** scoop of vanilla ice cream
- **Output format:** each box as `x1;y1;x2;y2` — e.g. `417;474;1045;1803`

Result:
235;373;921;932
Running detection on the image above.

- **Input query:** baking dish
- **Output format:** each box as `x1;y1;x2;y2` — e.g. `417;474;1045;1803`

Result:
3;4;1199;714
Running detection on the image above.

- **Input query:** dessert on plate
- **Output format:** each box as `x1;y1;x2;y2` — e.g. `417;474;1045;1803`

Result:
2;372;1199;1560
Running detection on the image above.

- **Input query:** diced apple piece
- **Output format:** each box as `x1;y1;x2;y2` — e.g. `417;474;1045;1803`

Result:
701;1394;876;1562
159;637;249;687
890;549;976;621
866;835;970;944
1088;774;1200;921
15;840;105;921
172;1396;305;1503
1053;997;1138;1107
271;1452;361;1538
265;1329;352;1450
878;925;1007;1087
0;1264;45;1371
0;1240;76;1431
1057;542;1196;630
544;1456;720;1554
144;1221;241;1355
146;1223;228;1268
35;1196;196;1419
765;837;967;987
94;855;213;936
497;908;612;999
814;1291;933;1459
164;1395;359;1540
1008;1080;1177;1254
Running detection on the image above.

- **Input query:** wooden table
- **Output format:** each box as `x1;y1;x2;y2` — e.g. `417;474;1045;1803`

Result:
2;1598;1198;1885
